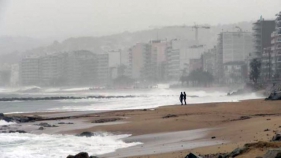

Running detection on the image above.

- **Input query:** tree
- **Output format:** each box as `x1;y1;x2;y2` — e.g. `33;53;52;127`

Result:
250;58;261;84
187;69;214;86
113;75;134;86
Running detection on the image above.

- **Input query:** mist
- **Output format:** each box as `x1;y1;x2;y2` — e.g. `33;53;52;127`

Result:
0;0;280;39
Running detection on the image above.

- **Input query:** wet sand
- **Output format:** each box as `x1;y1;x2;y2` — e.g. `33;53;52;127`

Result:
5;99;281;158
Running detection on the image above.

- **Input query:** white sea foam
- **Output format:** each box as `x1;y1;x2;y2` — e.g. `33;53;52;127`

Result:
0;120;16;126
0;133;141;158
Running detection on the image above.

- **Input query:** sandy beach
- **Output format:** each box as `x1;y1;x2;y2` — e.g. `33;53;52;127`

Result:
4;99;281;157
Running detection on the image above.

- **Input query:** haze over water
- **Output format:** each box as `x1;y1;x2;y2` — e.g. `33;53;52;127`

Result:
0;87;263;114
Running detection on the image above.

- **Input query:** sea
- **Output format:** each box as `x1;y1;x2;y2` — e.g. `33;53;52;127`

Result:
0;86;264;158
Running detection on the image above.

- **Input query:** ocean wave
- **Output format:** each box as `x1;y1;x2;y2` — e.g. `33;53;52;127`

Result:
0;120;16;126
0;133;141;158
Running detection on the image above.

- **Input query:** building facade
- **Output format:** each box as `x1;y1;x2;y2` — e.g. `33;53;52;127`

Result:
20;50;108;86
253;19;276;57
271;12;281;79
20;56;40;85
216;31;254;84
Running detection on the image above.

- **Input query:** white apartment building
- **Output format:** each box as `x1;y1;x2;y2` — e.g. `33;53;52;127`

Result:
20;56;40;85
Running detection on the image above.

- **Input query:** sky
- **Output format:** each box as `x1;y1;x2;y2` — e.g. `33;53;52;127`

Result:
0;0;280;39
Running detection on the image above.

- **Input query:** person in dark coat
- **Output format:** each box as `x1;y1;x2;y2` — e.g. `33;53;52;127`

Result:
183;92;187;105
179;92;184;105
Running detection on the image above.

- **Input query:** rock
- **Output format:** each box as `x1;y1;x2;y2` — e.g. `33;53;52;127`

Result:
162;114;178;119
38;127;44;130
264;129;270;132
211;136;216;139
10;130;26;133
224;147;247;157
58;122;65;124
66;152;89;158
8;130;27;133
92;118;121;123
52;125;59;127
76;132;95;137
263;149;281;158
38;122;52;127
272;133;281;141
0;113;4;118
185;152;202;158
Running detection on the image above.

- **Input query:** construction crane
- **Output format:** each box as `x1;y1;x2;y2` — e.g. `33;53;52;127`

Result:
166;24;210;43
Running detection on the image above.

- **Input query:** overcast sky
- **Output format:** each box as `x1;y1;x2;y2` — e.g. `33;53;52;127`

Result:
0;0;280;39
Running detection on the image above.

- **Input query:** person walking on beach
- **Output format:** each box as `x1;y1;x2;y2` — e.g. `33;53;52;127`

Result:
179;92;184;105
183;92;187;105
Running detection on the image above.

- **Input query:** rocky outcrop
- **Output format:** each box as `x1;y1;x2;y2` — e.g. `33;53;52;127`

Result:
0;113;41;123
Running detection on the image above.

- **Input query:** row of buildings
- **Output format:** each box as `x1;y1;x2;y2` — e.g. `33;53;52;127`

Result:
20;51;109;86
188;11;281;85
15;11;281;87
260;12;281;82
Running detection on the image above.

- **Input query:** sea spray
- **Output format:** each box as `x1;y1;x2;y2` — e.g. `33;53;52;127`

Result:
0;132;141;158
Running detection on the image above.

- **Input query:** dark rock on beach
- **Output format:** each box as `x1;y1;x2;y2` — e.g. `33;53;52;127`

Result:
185;153;202;158
272;133;281;141
76;132;95;137
162;114;178;119
92;118;121;123
67;152;89;158
8;130;27;133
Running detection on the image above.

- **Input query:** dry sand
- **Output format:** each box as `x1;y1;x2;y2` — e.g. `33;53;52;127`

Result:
8;99;281;158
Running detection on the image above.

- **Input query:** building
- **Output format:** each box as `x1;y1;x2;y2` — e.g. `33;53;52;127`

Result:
260;47;273;81
271;12;281;79
39;53;65;86
20;56;40;85
202;47;216;76
217;31;254;83
166;41;181;80
218;32;254;64
65;51;98;86
223;61;245;84
150;40;169;81
20;50;105;86
253;19;275;57
129;43;147;80
96;53;109;85
189;58;202;73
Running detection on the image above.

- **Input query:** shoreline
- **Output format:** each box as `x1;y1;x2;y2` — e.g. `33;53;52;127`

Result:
3;98;281;157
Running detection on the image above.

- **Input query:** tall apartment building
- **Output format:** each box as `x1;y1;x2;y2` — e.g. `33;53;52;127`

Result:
253;19;275;57
65;51;98;86
20;50;108;86
202;47;216;76
217;32;254;83
260;47;273;81
166;40;181;80
39;53;65;86
20;56;40;85
129;43;156;81
271;12;281;79
96;53;109;85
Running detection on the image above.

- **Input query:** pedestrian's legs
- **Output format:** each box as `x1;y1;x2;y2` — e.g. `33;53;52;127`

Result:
184;100;186;105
